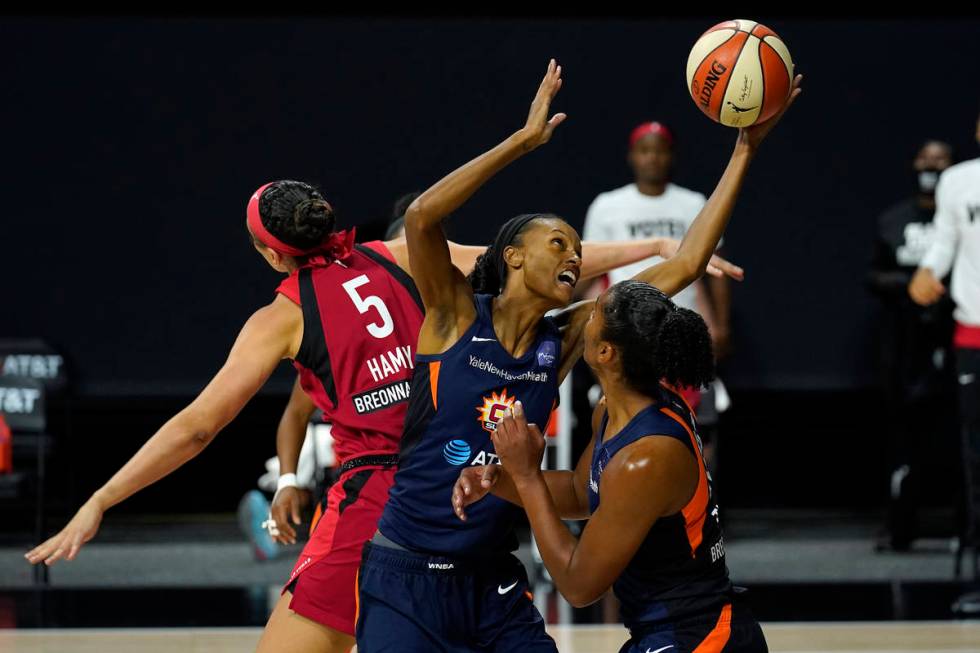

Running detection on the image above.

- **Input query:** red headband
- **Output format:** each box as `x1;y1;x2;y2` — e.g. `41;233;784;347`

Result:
629;122;674;148
246;182;355;266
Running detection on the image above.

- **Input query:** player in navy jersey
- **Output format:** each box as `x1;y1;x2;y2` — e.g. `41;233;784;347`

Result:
357;60;790;652
26;174;710;652
454;78;802;653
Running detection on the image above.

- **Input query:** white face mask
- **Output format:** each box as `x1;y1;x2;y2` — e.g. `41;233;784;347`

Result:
918;169;941;194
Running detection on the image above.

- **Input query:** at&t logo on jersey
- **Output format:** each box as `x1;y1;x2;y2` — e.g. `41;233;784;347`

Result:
443;439;471;465
442;438;500;467
475;388;517;433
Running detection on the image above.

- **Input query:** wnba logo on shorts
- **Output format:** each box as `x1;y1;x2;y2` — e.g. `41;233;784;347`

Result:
443;439;471;465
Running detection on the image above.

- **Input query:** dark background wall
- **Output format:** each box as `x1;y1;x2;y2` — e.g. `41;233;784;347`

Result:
2;17;977;518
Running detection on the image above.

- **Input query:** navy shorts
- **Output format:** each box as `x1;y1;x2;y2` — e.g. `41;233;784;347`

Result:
620;601;768;653
355;541;557;652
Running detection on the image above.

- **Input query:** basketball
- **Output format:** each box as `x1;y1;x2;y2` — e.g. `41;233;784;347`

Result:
686;19;794;127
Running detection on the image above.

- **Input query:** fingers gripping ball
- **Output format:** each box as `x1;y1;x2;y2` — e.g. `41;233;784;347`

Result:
686;19;794;127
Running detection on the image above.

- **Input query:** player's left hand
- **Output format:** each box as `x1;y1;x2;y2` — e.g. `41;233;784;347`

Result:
491;401;545;482
25;498;103;566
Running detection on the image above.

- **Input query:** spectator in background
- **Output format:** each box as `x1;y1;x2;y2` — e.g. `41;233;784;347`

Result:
869;140;955;551
581;122;731;466
909;112;980;578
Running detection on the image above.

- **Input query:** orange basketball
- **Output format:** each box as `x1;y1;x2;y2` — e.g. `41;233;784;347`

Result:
686;19;794;127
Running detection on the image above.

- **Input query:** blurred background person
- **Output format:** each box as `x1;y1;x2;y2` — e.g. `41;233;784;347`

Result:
909;112;980;583
869;139;956;551
581;121;731;469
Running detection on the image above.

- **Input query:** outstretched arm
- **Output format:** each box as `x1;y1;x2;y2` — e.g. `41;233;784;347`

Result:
384;236;743;288
636;74;802;295
555;74;803;382
25;297;302;566
404;59;567;355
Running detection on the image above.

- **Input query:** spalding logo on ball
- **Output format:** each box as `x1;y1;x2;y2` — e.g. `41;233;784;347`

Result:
686;19;794;127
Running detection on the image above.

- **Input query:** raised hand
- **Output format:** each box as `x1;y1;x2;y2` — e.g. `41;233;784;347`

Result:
520;59;568;151
738;73;803;150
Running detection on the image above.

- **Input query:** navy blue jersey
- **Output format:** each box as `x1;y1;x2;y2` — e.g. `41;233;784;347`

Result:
588;386;732;628
379;293;561;557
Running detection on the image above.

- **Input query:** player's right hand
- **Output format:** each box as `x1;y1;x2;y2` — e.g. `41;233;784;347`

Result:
452;465;500;521
738;73;803;149
25;498;103;566
269;486;303;545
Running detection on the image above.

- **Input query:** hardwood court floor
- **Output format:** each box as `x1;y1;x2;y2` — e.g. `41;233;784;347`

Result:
1;622;978;652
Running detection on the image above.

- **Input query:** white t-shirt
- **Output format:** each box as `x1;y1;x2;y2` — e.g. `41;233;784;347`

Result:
920;157;980;326
583;182;710;311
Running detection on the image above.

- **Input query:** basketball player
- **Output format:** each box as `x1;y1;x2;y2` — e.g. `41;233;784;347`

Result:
26;178;719;652
464;286;769;652
451;73;802;653
356;60;796;652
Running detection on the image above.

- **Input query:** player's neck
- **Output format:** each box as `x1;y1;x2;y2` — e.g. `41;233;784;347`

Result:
635;179;668;197
596;376;656;441
491;293;549;359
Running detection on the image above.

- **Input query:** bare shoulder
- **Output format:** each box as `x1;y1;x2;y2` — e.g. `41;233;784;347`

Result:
240;294;304;358
603;434;698;504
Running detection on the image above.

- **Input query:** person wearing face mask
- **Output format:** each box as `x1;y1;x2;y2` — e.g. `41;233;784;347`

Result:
869;139;955;552
909;112;980;589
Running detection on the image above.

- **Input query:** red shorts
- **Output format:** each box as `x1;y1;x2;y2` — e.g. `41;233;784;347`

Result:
283;466;396;636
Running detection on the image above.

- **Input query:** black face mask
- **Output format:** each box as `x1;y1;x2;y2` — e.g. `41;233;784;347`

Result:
917;167;943;195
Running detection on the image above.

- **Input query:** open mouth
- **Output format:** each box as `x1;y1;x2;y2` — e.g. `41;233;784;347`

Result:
557;270;578;289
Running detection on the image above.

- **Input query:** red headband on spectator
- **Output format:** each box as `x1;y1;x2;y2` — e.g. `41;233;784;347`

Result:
629;122;674;148
246;182;355;265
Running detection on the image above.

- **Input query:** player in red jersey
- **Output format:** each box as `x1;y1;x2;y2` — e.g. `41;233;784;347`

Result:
26;179;740;652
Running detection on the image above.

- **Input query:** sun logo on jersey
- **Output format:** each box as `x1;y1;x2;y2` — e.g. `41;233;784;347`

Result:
476;388;517;433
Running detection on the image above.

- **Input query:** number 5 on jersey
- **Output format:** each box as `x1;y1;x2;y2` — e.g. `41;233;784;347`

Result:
343;275;394;339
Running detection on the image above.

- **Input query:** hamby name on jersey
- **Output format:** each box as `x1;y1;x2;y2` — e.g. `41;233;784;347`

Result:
365;345;414;384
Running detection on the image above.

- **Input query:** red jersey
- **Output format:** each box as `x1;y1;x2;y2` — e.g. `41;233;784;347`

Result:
276;241;424;463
